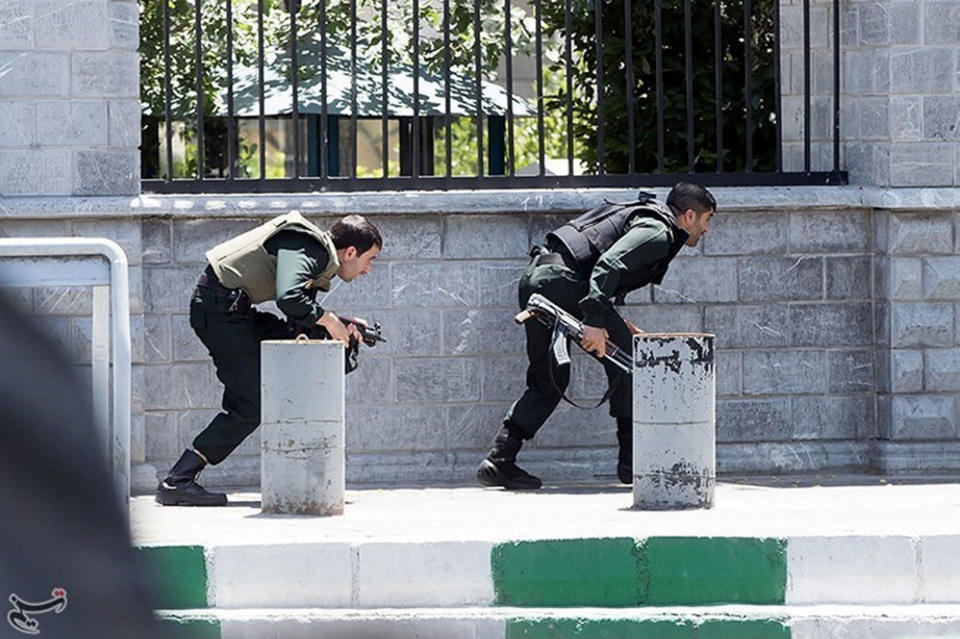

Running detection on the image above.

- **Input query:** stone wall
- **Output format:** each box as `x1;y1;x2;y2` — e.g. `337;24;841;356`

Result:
781;0;960;185
874;209;960;470
0;0;140;196
3;189;958;491
2;0;960;491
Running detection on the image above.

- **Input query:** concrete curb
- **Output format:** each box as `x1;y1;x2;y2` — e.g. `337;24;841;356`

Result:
156;605;960;639
138;535;960;611
786;535;960;605
7;187;960;220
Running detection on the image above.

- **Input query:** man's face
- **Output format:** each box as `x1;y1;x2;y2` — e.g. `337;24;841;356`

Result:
682;208;714;246
337;245;380;281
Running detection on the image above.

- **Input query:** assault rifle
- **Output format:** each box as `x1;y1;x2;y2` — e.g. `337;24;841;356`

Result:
295;315;385;373
515;293;632;373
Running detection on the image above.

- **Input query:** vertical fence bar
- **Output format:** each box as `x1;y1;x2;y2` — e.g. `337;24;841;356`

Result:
744;0;753;171
774;0;782;171
594;0;605;174
505;0;515;176
412;0;421;179
565;0;574;175
474;0;484;176
291;0;301;179
714;0;723;172
194;0;205;180
833;0;840;171
258;0;266;180
535;0;545;175
684;0;694;171
654;0;664;172
226;0;236;179
320;0;328;178
350;0;358;179
803;0;811;171
381;0;389;177
444;0;452;178
163;0;173;181
625;0;635;174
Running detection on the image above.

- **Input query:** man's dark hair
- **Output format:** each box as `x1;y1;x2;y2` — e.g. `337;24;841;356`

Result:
666;182;717;216
330;215;383;254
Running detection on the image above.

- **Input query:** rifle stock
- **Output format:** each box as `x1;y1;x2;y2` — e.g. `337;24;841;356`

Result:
518;293;632;373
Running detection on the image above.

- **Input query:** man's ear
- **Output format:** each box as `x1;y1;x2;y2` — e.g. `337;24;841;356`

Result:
343;246;358;260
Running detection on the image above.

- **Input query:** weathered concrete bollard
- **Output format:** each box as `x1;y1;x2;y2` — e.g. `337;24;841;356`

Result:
261;339;345;516
632;333;715;510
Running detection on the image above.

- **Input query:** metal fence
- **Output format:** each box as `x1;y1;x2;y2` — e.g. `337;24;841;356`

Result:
141;0;846;193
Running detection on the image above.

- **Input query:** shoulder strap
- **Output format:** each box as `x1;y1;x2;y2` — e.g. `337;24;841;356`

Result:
546;325;627;410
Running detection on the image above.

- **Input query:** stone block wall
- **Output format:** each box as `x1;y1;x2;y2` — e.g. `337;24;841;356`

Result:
874;209;960;470
781;0;960;185
0;0;140;196
3;190;960;490
633;208;877;475
122;193;922;488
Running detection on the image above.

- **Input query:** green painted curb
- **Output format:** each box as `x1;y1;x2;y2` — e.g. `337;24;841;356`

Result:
506;617;791;638
493;538;644;606
492;537;787;607
155;614;221;639
641;537;787;605
138;545;208;610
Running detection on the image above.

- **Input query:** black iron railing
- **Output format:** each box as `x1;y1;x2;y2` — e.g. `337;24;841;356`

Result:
140;0;846;193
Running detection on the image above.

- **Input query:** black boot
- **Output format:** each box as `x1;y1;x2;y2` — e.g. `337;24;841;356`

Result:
476;425;542;490
156;449;227;506
616;417;632;484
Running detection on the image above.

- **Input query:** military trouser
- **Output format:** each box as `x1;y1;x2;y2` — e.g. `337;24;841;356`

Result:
188;281;294;465
503;257;633;440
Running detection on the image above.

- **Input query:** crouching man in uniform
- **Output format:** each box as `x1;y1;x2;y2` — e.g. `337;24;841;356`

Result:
156;213;382;506
477;183;716;489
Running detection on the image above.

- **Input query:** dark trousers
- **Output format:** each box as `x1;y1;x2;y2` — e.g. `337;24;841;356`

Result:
188;284;293;465
503;259;632;440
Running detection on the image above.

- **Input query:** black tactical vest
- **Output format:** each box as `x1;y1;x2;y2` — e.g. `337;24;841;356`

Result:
545;192;687;299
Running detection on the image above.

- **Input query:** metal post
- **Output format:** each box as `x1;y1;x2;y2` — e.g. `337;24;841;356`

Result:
92;286;110;463
261;339;345;516
632;333;715;510
0;238;131;506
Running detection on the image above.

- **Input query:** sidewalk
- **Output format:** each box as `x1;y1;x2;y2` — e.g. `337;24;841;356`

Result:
131;475;960;638
132;474;960;546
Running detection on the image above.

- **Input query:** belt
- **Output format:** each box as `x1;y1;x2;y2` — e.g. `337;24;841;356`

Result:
197;266;252;314
545;240;583;275
197;266;234;295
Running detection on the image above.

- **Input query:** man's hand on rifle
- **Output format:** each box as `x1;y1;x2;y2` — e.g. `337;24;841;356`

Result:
343;317;365;344
581;325;609;358
317;311;356;346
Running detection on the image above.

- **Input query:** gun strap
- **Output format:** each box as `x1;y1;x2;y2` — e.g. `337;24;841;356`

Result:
546;338;626;410
345;341;359;374
298;322;361;375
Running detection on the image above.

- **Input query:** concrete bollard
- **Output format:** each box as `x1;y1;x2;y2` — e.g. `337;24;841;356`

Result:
261;338;345;516
632;333;715;510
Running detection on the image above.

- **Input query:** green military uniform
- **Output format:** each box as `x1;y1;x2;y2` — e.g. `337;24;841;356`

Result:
189;213;339;465
504;210;689;439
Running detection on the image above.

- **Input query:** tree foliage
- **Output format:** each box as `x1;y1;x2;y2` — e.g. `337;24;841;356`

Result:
539;0;779;174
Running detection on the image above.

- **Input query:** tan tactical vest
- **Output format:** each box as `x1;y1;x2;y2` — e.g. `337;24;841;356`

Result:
205;211;340;303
